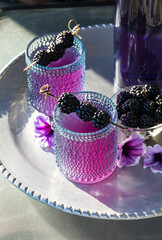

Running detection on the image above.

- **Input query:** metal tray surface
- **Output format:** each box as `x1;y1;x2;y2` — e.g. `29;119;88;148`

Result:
0;25;162;220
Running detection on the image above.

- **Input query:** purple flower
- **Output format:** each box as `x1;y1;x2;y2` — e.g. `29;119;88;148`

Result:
34;114;54;149
143;144;162;173
118;133;146;167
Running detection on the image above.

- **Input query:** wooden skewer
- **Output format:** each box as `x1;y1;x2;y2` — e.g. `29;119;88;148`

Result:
23;19;82;72
39;84;130;131
23;60;38;71
68;19;82;39
40;84;59;100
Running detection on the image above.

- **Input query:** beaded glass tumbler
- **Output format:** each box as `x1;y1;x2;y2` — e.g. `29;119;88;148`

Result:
54;92;118;184
25;33;85;117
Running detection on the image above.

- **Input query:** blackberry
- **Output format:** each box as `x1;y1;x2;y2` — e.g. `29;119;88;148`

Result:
130;85;142;95
137;49;159;82
33;50;51;66
76;102;97;121
154;105;162;122
117;90;132;105
130;85;142;94
141;99;156;116
122;98;140;114
156;95;162;106
92;110;111;130
116;105;124;119
130;85;147;102
47;42;65;62
140;114;157;128
143;83;161;100
57;92;80;114
56;31;74;49
32;30;74;67
120;111;139;128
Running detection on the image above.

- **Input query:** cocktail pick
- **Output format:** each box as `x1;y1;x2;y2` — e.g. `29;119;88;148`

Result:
40;84;59;100
40;84;130;131
23;19;82;71
68;19;82;39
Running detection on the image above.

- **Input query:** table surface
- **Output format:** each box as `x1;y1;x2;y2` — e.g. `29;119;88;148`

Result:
1;4;162;240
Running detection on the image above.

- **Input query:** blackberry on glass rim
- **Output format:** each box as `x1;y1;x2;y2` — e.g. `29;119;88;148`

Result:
25;30;85;116
57;92;80;114
24;19;82;70
76;102;98;122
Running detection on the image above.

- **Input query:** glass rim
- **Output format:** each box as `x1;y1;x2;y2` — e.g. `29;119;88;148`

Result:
111;85;162;132
25;32;85;70
53;91;118;137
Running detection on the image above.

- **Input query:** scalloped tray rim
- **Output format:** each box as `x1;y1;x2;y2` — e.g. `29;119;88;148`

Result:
0;24;162;220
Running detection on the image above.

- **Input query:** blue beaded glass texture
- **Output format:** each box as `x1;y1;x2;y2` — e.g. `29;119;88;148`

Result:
25;33;85;117
54;91;118;184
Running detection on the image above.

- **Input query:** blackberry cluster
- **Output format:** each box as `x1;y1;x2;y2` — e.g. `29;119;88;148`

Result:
156;95;162;106
141;99;155;116
57;92;80;114
47;42;65;62
116;105;124;119
33;30;74;66
56;31;74;49
130;85;147;102
121;98;140;113
92;111;111;130
57;93;111;129
120;111;139;128
76;102;97;121
143;83;161;100
117;90;132;105
140;114;157;128
33;50;51;66
116;83;162;128
155;107;162;122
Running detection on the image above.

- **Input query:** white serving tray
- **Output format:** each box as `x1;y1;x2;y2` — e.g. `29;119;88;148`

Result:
0;25;162;220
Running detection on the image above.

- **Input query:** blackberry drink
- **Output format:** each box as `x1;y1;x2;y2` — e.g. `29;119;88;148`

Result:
48;49;77;68
25;23;85;117
114;0;162;90
53;91;118;184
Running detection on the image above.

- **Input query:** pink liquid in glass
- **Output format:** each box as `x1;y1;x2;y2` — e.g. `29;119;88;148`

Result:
54;92;118;184
48;49;77;67
60;112;99;133
26;35;85;117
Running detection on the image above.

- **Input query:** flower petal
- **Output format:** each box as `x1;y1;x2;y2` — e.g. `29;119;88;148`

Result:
151;162;162;173
118;133;145;167
143;156;157;168
34;114;54;149
118;154;140;167
34;115;50;128
35;126;52;138
152;144;162;154
126;134;144;147
143;144;162;172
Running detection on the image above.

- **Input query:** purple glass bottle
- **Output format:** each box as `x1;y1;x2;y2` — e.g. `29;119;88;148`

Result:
114;0;162;90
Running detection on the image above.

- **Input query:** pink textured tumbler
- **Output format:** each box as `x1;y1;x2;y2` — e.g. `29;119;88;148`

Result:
54;91;118;184
25;33;85;117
